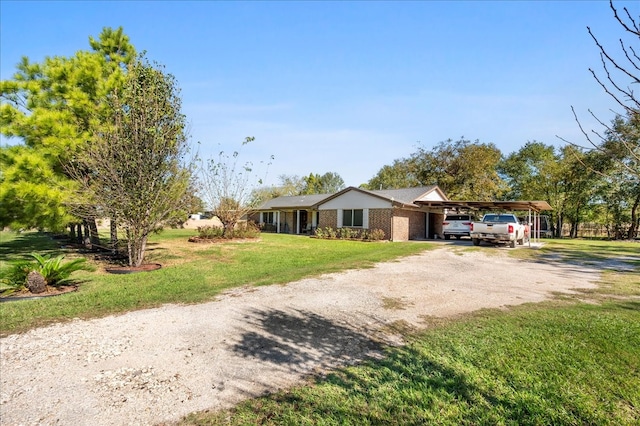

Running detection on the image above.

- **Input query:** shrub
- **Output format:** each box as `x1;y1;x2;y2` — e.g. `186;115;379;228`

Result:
368;228;386;241
233;221;261;239
198;223;260;240
325;227;337;239
198;225;224;239
30;253;93;287
0;260;33;295
338;227;354;239
0;254;92;295
313;227;385;241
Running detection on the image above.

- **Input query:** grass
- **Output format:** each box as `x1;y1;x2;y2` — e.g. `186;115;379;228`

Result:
0;230;434;335
182;300;640;425
177;237;640;425
2;232;638;424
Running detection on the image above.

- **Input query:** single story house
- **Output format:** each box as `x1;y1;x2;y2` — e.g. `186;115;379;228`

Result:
251;186;448;241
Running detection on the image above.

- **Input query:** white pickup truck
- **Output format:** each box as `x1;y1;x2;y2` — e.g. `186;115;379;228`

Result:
470;213;529;248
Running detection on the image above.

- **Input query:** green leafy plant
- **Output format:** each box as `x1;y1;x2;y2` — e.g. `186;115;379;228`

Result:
368;229;386;241
197;222;260;240
232;222;260;239
197;225;224;239
29;253;92;287
0;260;33;295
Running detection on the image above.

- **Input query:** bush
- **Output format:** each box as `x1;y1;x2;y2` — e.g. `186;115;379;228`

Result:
0;260;32;295
30;253;92;287
197;222;260;240
368;229;386;241
232;222;261;239
197;225;224;239
313;227;386;241
0;254;92;295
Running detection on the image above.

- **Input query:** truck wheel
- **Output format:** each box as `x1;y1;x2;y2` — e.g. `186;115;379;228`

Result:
444;234;450;240
472;238;480;246
509;240;516;248
518;238;524;245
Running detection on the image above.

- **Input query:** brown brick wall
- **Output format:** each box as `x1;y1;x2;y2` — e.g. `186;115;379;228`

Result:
368;209;392;241
408;210;426;240
318;210;337;229
389;209;425;241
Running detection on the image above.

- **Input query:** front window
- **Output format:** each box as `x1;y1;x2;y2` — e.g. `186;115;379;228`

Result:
342;209;364;227
263;211;274;224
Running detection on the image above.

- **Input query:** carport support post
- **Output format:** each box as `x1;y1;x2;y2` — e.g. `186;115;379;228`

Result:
276;211;281;233
296;210;300;234
528;209;532;247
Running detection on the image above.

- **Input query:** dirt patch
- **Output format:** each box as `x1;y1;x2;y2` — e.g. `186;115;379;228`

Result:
0;247;601;425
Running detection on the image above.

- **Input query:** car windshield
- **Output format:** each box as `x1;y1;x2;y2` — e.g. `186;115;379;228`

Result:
483;215;514;223
445;215;470;221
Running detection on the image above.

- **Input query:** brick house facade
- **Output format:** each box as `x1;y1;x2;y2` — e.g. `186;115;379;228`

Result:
254;186;448;241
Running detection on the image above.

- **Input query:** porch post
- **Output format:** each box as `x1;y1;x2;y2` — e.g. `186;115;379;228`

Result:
277;211;280;233
296;210;301;234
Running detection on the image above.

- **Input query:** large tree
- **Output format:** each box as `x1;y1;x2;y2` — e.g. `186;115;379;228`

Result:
0;27;135;237
367;138;507;200
558;1;639;238
70;56;192;266
301;172;345;194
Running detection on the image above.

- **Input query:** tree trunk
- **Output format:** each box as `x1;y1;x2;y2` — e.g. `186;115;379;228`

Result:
126;228;148;267
628;193;640;239
222;220;236;238
82;220;92;248
26;271;47;294
570;222;579;239
87;217;100;246
69;223;81;243
110;217;118;253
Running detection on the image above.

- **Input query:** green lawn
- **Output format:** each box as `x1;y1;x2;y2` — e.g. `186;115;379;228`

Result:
176;238;640;425
0;230;433;335
182;300;639;425
2;232;638;425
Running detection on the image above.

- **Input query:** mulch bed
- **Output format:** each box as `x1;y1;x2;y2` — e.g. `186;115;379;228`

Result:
188;237;260;243
105;263;162;274
1;285;78;302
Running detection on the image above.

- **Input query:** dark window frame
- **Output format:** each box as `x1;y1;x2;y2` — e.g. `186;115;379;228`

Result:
343;209;364;227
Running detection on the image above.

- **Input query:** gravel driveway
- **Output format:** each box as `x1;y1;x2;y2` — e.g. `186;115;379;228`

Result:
0;246;600;425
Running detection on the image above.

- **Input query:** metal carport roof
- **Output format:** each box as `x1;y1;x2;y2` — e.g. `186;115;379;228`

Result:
414;200;552;213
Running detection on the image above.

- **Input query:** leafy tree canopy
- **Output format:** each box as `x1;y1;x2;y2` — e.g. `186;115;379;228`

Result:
0;27;135;230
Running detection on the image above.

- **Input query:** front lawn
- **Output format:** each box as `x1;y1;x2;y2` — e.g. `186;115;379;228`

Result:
182;299;639;425
0;230;434;335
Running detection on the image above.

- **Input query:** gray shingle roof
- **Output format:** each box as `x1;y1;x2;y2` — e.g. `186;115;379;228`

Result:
257;193;333;210
365;186;440;206
257;186;445;210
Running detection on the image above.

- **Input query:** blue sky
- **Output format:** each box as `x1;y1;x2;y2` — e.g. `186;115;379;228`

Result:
1;1;637;187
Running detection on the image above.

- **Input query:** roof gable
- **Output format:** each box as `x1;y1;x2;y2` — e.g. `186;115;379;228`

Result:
314;185;448;208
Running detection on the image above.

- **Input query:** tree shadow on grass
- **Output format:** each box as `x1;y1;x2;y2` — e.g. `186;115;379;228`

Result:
0;232;62;263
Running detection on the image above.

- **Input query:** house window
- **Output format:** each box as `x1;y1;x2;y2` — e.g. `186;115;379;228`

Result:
342;209;364;227
263;212;275;224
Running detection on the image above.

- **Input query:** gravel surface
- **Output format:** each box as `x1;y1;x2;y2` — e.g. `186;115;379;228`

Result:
0;246;600;425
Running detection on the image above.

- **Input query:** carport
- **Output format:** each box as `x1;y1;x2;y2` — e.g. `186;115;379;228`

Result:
414;200;553;245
